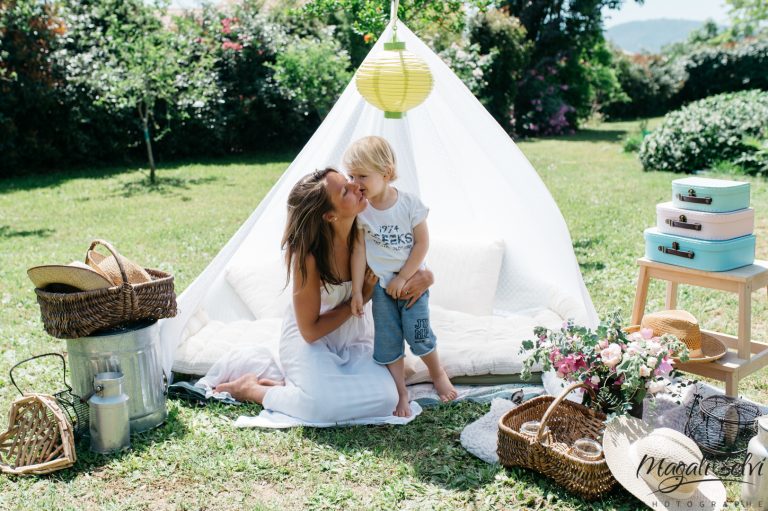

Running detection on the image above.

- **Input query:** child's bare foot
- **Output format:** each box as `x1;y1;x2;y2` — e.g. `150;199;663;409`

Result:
393;394;412;417
433;369;457;402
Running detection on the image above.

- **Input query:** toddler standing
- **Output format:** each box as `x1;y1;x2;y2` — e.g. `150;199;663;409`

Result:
344;136;457;417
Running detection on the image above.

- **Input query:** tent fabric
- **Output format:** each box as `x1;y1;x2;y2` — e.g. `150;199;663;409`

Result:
158;21;598;379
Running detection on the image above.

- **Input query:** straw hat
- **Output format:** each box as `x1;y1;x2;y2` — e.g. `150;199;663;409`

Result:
629;310;727;363
27;261;113;291
603;416;726;510
86;250;151;286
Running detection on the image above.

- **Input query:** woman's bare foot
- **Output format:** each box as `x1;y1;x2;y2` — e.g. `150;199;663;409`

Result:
215;373;280;403
393;393;412;418
256;378;285;387
433;368;458;402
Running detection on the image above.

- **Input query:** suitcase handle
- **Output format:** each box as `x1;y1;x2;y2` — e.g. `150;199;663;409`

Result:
665;214;702;231
658;241;695;259
677;188;712;205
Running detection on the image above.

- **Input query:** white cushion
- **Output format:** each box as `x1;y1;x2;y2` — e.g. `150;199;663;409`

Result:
403;304;557;385
173;317;283;375
225;258;292;319
427;237;504;316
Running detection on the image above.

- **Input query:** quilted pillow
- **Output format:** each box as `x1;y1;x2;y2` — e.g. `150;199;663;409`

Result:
427;237;505;316
225;258;292;319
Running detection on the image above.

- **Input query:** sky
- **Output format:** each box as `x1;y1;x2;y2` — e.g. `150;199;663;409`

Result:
602;0;730;28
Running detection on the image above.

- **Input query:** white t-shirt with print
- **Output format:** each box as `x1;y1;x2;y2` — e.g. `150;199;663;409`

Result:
357;189;429;288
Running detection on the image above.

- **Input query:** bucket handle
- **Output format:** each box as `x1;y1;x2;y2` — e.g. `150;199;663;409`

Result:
9;352;72;397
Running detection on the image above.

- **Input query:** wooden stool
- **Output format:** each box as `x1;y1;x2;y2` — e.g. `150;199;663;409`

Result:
631;257;768;397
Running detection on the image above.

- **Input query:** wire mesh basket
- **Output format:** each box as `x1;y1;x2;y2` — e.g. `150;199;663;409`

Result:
684;393;761;457
9;353;89;440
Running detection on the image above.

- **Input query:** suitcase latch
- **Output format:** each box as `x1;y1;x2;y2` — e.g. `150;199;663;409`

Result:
678;188;713;205
666;214;702;231
659;241;695;259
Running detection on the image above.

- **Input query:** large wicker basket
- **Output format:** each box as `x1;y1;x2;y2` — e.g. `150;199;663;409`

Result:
34;239;177;339
497;382;616;500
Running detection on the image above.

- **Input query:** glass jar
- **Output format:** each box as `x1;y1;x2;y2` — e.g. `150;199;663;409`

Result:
570;437;603;461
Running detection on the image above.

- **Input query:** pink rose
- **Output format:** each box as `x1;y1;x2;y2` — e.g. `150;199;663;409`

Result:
640;328;654;339
600;343;622;368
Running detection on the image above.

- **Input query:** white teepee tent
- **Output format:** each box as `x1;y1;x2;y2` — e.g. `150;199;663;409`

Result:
159;21;598;379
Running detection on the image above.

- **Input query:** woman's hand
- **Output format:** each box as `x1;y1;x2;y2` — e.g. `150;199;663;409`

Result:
361;267;379;303
401;268;434;309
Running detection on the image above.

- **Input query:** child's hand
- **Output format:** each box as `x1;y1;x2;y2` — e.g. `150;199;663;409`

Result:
351;291;365;317
386;275;406;299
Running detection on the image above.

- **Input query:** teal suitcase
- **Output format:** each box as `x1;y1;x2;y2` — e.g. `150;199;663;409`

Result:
672;177;750;213
644;228;756;271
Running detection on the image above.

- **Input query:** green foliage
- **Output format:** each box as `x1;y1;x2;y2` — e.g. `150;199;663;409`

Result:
0;0;68;174
267;31;352;121
467;8;531;130
675;40;768;104
727;0;768;30
622;121;649;153
603;52;681;119
639;90;768;174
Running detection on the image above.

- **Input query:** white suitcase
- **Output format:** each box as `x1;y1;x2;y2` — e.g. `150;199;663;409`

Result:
656;202;755;241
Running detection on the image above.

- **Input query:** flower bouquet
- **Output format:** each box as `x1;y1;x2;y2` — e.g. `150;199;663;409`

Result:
520;313;690;419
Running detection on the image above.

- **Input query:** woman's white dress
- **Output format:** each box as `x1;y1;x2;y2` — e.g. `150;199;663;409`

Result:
257;281;400;423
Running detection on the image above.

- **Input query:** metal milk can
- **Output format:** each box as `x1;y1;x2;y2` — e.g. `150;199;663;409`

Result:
88;372;130;454
742;415;768;510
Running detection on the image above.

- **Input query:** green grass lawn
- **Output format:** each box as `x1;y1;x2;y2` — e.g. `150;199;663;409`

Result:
1;120;767;510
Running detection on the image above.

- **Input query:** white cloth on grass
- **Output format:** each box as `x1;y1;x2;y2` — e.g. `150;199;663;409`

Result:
210;281;421;428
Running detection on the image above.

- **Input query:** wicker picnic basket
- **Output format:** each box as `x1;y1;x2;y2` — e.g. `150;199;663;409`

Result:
497;382;616;500
34;239;177;338
0;394;76;475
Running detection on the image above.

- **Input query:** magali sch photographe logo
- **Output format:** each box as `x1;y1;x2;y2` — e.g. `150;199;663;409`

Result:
634;452;766;509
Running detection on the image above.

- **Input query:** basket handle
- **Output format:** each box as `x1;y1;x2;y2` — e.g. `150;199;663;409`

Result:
9;352;72;396
537;381;598;442
88;239;129;287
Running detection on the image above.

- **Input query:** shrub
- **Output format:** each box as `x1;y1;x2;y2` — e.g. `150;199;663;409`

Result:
639;90;768;174
674;40;768;105
604;53;682;120
467;8;531;130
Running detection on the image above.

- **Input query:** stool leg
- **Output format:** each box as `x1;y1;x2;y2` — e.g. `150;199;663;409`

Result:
737;283;752;360
725;373;738;398
665;282;678;310
631;266;649;325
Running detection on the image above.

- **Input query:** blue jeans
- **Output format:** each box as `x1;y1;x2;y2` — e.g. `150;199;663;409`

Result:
371;284;437;364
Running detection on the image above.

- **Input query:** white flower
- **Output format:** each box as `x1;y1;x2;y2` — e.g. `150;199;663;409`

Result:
647;379;668;394
639;365;651;377
647;341;663;357
646;357;658;368
471;67;484;79
600;343;622;368
590;376;600;386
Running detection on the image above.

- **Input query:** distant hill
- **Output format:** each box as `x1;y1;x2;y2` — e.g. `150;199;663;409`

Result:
606;19;716;54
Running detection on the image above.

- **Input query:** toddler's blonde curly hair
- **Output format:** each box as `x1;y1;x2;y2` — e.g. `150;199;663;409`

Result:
343;136;398;181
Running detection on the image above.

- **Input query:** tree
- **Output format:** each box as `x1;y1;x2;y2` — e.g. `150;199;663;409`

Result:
727;0;768;29
60;0;219;184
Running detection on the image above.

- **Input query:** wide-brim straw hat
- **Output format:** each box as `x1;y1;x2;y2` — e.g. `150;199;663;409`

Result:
626;310;727;364
603;416;726;510
86;250;151;286
27;261;113;291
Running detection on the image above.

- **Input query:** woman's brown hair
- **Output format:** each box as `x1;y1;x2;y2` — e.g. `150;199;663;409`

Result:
281;168;357;287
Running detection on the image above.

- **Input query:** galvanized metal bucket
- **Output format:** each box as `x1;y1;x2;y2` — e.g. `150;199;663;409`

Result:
67;319;167;433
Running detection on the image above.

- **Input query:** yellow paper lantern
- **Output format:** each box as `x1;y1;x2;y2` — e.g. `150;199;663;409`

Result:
356;40;434;119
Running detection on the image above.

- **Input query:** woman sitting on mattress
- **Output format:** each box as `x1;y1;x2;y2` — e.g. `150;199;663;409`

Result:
215;168;433;421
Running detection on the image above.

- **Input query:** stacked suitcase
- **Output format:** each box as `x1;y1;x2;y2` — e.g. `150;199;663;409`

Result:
644;177;756;272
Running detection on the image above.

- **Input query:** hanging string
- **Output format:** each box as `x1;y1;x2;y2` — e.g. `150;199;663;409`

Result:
390;0;400;41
